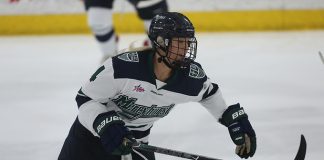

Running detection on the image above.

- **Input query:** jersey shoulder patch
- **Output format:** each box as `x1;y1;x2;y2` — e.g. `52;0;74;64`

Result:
117;52;139;62
112;50;156;85
188;63;206;79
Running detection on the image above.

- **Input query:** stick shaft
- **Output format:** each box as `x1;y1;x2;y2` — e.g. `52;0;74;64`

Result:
132;143;222;160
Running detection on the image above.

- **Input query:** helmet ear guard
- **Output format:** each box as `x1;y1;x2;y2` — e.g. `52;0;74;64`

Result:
156;36;166;47
155;36;169;64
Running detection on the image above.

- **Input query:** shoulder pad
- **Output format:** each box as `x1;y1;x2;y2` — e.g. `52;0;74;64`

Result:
188;63;206;79
117;52;139;62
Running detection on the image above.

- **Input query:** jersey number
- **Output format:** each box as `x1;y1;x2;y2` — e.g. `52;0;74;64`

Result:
90;66;105;82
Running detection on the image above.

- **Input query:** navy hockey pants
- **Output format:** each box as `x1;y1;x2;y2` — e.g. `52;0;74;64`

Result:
58;118;155;160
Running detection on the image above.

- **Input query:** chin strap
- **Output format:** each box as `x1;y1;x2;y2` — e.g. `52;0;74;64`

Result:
156;48;175;69
157;56;163;63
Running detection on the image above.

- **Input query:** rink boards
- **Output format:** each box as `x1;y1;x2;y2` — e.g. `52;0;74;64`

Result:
1;9;324;35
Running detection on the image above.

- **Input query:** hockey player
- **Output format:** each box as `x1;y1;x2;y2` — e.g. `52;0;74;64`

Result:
58;12;257;160
84;0;168;63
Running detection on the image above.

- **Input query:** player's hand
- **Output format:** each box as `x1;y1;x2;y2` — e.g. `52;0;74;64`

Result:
111;134;137;155
235;134;256;158
219;103;257;159
93;111;135;155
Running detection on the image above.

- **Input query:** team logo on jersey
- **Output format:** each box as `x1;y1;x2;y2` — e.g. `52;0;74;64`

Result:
111;95;174;120
189;64;206;79
117;52;139;62
133;85;145;92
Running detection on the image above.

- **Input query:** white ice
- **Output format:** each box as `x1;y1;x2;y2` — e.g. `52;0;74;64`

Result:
0;31;323;160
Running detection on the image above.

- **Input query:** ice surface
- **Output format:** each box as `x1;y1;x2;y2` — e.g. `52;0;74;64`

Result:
0;31;323;160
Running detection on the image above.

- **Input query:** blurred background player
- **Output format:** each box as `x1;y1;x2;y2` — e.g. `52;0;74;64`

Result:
84;0;168;63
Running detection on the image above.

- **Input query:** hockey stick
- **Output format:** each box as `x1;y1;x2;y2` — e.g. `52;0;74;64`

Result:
133;143;221;160
319;51;324;64
131;142;222;160
131;134;307;160
294;134;307;160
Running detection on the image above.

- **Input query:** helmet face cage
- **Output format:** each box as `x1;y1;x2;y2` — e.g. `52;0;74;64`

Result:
164;37;197;69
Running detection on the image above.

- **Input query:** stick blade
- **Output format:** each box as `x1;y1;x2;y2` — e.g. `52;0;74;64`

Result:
294;134;307;160
319;51;324;64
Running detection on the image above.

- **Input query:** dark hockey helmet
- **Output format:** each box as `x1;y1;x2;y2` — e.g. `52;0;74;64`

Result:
148;12;197;69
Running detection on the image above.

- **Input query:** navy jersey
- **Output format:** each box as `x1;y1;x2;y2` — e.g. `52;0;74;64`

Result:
76;49;227;142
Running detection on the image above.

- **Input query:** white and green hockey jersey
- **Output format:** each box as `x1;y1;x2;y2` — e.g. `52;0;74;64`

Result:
76;49;227;142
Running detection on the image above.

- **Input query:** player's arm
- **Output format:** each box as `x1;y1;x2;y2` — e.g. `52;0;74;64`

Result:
76;59;135;155
198;78;227;119
199;79;257;159
76;59;118;136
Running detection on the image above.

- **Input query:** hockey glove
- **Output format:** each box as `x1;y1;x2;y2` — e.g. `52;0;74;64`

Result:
93;111;136;155
219;103;256;159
